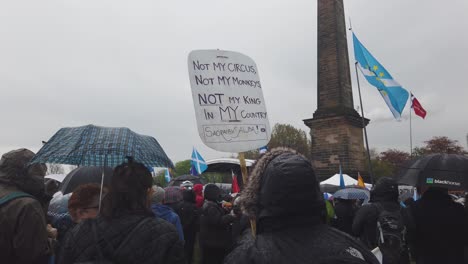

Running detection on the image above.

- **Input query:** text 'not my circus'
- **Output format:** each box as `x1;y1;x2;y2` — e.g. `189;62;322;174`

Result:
192;60;261;89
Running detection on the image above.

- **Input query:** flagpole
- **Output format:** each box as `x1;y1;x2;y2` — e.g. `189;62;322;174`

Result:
238;152;257;237
409;93;413;157
354;62;375;185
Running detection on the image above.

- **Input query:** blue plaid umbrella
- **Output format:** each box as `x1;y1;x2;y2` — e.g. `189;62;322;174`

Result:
333;188;370;201
31;125;173;168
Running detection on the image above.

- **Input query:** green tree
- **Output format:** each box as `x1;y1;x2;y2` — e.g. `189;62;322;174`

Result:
371;159;394;180
240;123;312;160
380;149;411;168
153;170;168;187
201;172;226;184
413;136;466;155
269;124;311;159
369;148;410;179
173;160;191;176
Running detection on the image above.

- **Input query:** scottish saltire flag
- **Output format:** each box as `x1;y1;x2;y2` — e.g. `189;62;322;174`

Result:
339;164;345;189
165;168;171;183
259;146;268;154
191;147;207;175
353;33;409;120
189;164;199;176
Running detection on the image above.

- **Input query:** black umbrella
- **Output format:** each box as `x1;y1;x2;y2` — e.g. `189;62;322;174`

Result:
398;154;468;191
60;166;113;194
168;174;205;187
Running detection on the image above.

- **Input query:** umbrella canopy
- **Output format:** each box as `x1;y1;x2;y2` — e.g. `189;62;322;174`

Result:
398;154;468;191
60;166;113;194
45;174;67;183
334;188;370;201
30;125;173;168
320;174;372;189
168;174;205;187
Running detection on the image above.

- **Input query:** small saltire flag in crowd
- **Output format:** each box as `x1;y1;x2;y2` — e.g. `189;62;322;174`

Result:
357;172;366;188
353;33;410;120
411;93;427;119
339;164;345;189
189;164;199;176
259;146;268;154
165;168;171;183
191;147;207;175
231;170;241;194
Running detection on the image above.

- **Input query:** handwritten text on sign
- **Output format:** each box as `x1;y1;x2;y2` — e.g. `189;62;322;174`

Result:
188;50;271;153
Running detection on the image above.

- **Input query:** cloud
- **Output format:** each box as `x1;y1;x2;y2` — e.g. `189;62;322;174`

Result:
0;0;467;163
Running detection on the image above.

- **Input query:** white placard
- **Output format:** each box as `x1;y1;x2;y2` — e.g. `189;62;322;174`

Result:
188;50;271;153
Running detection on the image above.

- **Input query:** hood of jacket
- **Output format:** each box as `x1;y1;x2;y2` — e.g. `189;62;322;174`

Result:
151;204;176;219
369;177;399;203
203;184;222;202
241;148;324;230
0;148;47;198
193;184;203;196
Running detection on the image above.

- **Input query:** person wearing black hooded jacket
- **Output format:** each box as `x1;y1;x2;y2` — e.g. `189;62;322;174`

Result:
406;187;466;264
224;148;379;264
0;149;51;264
352;177;409;264
199;184;235;264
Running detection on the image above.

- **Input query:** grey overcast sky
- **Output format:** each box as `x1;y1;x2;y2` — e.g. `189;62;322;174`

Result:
0;0;467;163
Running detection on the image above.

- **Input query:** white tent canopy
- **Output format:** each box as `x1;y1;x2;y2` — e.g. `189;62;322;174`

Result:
320;174;372;189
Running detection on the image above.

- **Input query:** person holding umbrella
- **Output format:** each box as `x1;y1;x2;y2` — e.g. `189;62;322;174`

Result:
406;187;466;264
59;158;185;264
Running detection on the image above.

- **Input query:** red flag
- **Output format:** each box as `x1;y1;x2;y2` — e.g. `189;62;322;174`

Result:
411;94;427;119
231;170;240;193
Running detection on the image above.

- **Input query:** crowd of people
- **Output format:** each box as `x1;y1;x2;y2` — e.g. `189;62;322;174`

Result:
0;147;467;264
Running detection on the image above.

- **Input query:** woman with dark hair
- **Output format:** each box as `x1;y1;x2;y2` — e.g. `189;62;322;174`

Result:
58;159;185;264
68;183;105;223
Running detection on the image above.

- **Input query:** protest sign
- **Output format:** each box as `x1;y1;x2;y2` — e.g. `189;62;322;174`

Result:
188;50;270;153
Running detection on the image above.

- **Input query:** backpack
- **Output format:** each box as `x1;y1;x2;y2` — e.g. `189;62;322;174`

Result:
374;203;406;264
0;191;34;207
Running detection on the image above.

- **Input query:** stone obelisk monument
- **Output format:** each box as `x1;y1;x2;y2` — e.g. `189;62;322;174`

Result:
304;0;369;180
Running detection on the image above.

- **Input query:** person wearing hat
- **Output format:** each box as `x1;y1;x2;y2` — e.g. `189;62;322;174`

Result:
0;148;51;264
200;183;236;264
151;186;184;242
224;147;379;264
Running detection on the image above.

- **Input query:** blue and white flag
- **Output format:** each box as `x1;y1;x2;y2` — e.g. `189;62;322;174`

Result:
164;168;171;183
259;146;268;154
191;147;207;175
339;164;345;189
353;33;409;120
